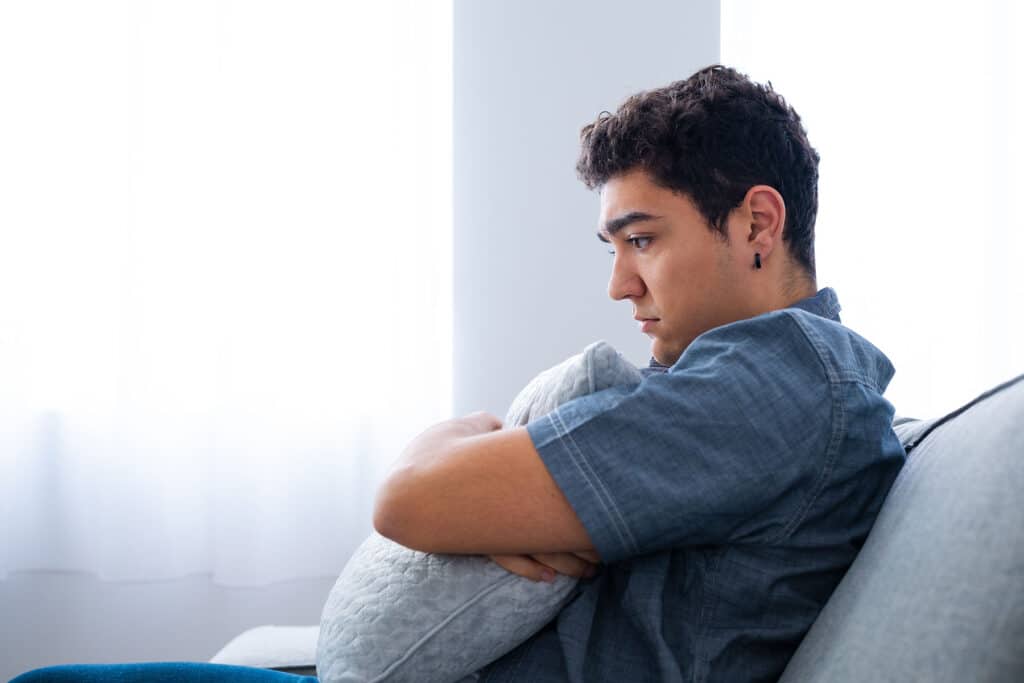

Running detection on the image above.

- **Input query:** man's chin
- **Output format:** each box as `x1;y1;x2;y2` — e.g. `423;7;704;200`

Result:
650;341;682;368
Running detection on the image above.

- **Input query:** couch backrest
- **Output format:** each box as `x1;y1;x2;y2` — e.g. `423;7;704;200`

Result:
779;374;1024;683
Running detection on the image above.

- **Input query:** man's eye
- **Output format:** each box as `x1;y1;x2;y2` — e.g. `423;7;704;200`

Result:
628;236;652;249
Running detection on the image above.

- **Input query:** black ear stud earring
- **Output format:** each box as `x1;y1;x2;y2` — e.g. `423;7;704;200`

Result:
754;253;762;270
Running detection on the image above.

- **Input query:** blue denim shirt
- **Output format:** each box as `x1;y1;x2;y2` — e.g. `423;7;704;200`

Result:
478;287;906;683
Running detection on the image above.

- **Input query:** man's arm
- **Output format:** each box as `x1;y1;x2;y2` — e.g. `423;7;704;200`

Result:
373;411;600;559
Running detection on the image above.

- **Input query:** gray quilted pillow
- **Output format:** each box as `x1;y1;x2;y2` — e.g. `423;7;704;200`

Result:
316;340;643;683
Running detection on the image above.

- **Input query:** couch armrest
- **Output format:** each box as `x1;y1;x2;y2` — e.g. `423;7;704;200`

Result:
210;625;319;673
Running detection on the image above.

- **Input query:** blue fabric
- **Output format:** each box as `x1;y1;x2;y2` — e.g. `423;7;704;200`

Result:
9;663;316;682
479;287;907;683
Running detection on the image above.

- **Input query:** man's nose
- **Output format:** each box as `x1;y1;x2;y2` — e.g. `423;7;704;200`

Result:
607;255;644;301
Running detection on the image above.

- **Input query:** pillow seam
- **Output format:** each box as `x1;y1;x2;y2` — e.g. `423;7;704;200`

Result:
370;569;525;681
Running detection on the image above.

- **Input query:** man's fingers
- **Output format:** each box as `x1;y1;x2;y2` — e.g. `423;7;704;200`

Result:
489;554;556;583
490;552;602;582
572;549;602;563
531;552;599;579
464;411;503;433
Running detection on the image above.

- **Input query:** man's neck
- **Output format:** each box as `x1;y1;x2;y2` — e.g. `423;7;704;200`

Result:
778;275;818;308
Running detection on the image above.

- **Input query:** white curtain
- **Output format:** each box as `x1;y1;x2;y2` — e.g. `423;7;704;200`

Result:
722;1;1024;419
0;1;452;587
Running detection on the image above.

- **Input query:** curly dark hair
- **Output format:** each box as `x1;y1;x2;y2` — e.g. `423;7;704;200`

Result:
577;64;820;280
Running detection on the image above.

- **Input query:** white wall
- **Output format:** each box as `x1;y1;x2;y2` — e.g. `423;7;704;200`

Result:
453;0;721;417
0;2;721;679
0;572;336;680
721;0;1024;419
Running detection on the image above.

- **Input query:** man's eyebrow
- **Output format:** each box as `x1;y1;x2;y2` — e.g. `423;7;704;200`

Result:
596;211;661;242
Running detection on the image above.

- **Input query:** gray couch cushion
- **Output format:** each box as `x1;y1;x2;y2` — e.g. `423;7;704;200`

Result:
780;374;1024;683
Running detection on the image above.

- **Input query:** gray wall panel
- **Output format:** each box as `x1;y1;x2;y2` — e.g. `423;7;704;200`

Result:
454;0;720;416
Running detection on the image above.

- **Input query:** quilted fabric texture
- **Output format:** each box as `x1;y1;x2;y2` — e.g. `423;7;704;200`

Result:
316;341;643;683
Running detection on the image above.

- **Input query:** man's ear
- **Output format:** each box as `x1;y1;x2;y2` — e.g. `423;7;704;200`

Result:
743;185;786;260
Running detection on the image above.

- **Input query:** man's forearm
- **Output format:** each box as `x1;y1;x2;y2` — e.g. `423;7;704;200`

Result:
373;412;502;545
372;412;596;556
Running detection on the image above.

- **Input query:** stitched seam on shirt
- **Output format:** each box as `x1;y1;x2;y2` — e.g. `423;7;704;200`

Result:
548;408;639;556
782;310;839;383
786;379;846;539
786;311;880;388
694;548;725;683
776;312;847;541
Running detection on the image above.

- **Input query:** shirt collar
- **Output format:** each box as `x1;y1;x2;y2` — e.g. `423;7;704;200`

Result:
646;287;842;370
788;287;842;323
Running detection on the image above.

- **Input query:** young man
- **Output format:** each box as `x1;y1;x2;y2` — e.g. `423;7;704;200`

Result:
12;66;903;683
374;65;907;682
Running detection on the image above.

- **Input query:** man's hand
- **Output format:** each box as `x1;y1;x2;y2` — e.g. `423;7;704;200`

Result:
412;411;503;447
490;551;601;583
455;411;504;436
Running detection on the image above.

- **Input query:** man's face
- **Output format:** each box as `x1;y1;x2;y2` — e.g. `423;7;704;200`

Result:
598;168;756;367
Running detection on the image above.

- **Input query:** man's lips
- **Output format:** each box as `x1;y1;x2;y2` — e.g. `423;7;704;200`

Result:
635;317;660;333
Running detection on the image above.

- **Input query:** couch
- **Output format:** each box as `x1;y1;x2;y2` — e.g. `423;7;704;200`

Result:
211;372;1024;682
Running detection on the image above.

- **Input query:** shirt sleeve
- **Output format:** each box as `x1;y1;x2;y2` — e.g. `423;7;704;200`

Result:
526;310;837;564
